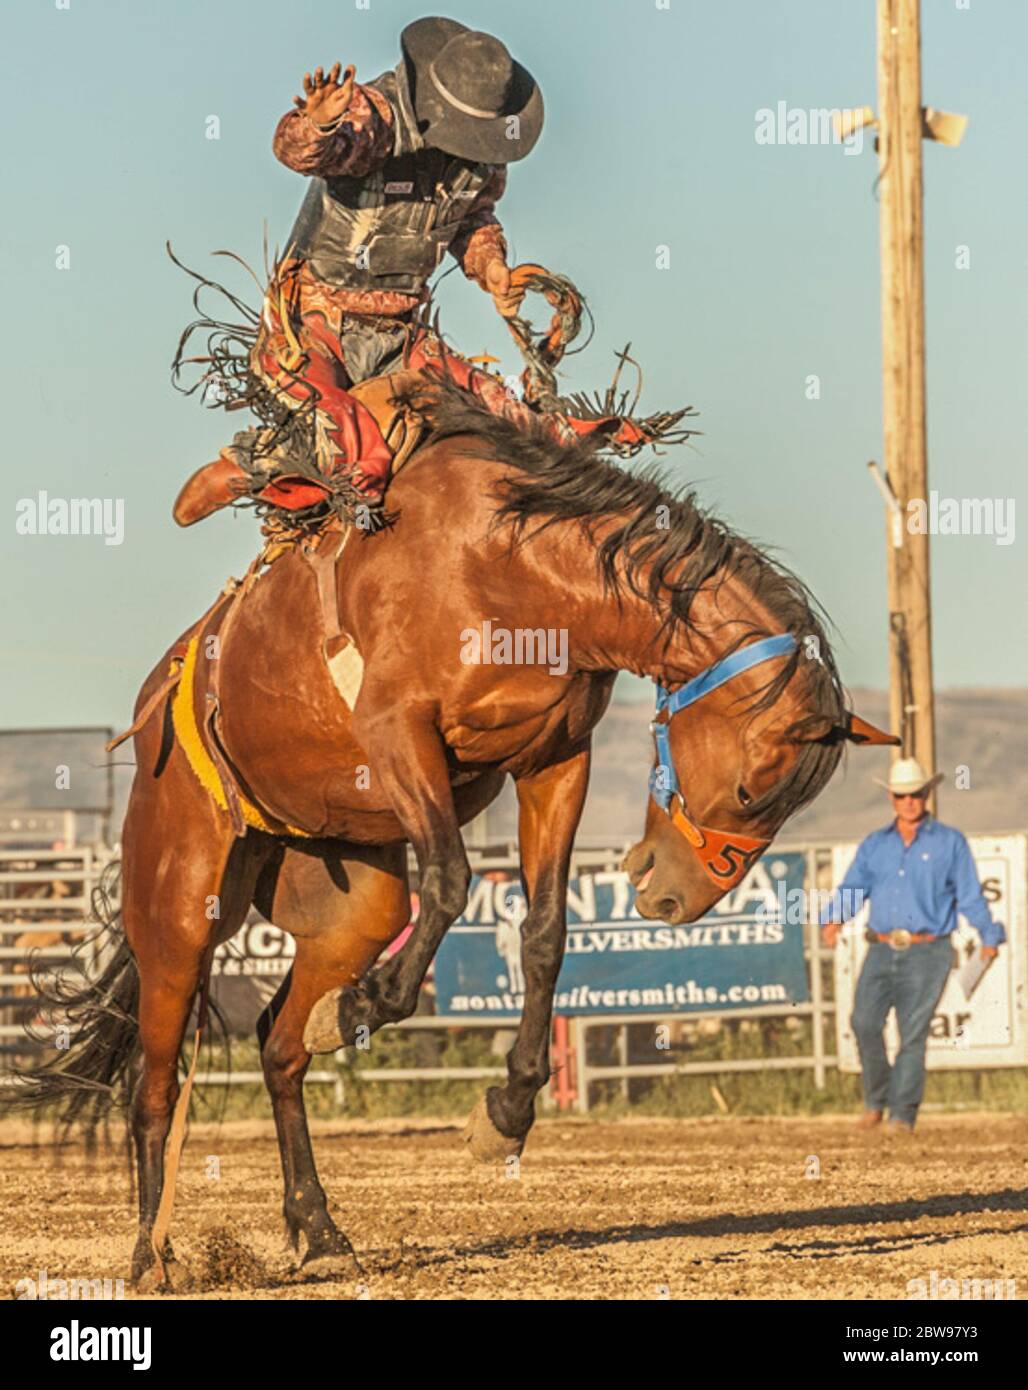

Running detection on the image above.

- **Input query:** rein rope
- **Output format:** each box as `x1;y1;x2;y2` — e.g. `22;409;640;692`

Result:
504;263;591;412
504;263;696;458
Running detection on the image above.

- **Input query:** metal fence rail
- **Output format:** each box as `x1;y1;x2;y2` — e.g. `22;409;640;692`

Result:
190;1013;512;1099
572;948;839;1113
0;846;106;1039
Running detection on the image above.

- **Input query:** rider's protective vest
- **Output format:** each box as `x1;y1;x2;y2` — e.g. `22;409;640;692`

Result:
286;66;499;295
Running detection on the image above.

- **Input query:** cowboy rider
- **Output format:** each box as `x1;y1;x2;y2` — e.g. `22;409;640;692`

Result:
174;16;561;527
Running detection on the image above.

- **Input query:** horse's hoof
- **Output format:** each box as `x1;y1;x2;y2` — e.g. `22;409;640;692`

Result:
134;1264;162;1295
303;987;349;1053
134;1258;191;1295
463;1096;526;1164
290;1244;363;1283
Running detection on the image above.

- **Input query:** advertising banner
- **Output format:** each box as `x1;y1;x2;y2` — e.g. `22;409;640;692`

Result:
434;852;811;1018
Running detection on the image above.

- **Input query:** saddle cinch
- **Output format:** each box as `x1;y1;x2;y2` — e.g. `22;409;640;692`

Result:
105;516;366;839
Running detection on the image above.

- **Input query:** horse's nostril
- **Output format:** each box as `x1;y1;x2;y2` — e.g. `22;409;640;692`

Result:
655;897;679;922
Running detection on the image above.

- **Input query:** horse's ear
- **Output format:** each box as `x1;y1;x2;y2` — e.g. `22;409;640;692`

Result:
792;712;901;746
843;712;901;746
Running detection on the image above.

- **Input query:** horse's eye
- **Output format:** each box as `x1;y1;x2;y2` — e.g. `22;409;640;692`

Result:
737;785;753;807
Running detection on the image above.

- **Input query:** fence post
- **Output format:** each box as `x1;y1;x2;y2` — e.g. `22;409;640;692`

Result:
808;847;826;1089
617;1023;629;1102
550;1015;576;1111
573;1017;590;1114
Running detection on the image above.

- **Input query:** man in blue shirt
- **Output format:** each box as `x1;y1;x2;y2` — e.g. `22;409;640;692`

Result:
820;759;1004;1132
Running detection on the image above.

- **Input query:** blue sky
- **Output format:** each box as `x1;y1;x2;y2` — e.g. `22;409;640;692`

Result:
2;0;1025;728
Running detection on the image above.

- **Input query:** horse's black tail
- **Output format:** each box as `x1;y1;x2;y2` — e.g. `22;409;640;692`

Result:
1;861;141;1132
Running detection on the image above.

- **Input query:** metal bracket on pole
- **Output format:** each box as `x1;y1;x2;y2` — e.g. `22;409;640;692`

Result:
922;107;968;147
832;106;966;147
832;106;877;143
867;460;904;549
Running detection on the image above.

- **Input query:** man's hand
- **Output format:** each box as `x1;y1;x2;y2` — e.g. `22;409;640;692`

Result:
485;259;525;319
293;62;356;127
981;945;1000;962
821;923;841;949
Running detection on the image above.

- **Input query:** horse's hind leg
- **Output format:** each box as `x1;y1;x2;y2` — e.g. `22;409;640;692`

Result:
257;954;360;1274
254;840;409;1276
121;748;267;1289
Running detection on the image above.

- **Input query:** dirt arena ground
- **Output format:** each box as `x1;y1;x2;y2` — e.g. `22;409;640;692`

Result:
2;1113;1026;1300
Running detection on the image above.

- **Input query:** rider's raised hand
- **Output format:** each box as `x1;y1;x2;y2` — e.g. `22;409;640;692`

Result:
294;62;356;126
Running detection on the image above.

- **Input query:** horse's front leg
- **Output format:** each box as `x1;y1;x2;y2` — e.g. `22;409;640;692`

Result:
464;744;590;1160
304;701;470;1052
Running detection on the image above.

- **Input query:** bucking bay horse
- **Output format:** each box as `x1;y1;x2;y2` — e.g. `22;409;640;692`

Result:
11;387;895;1288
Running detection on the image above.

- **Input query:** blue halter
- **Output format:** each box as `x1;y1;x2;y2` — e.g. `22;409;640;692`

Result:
649;633;798;812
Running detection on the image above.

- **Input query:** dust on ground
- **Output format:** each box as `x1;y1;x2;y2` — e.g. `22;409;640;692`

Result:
2;1113;1026;1300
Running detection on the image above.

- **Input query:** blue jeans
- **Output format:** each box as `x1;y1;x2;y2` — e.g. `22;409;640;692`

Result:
851;937;955;1126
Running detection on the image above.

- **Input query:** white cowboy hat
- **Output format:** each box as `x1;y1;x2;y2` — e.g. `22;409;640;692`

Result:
874;757;944;795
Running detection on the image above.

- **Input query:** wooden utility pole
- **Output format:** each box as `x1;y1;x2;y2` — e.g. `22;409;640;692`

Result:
876;0;935;796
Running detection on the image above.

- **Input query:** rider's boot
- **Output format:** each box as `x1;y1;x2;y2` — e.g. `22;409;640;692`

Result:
563;414;649;450
528;405;649;453
173;445;338;526
172;450;250;527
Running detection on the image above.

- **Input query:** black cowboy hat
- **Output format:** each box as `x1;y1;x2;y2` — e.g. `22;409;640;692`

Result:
400;16;543;164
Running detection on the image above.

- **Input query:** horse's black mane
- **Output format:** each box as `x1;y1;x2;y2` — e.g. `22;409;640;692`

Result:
415;382;846;823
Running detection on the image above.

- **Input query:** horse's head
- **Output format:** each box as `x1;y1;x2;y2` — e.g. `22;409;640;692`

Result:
623;634;897;924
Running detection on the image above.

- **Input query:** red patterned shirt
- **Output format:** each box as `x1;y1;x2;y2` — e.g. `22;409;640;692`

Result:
272;83;508;318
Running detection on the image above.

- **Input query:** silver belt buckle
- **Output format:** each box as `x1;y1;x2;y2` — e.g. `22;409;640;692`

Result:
888;928;912;951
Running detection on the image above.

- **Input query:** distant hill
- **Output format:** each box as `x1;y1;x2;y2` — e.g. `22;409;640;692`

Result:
1;689;1023;848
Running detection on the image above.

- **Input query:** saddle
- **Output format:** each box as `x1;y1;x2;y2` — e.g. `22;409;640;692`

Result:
349;368;432;478
250;338;517;524
251;334;490;516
